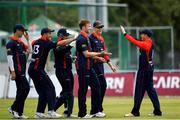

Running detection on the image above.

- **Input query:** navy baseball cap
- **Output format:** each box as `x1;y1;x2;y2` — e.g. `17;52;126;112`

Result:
57;28;70;37
139;29;153;37
13;24;28;33
93;20;104;28
41;28;55;35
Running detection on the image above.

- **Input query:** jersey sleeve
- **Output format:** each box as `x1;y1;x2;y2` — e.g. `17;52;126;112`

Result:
77;37;88;52
103;42;110;62
6;41;15;71
48;41;57;49
125;34;151;51
55;45;72;53
6;41;15;55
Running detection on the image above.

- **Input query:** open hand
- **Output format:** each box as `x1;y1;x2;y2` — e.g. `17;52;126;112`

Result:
23;31;29;41
120;25;126;35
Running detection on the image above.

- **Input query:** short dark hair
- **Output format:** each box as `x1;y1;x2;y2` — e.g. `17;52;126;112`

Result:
139;29;153;37
79;19;90;30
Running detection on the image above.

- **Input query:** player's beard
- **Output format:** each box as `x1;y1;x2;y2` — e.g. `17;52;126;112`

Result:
85;29;90;34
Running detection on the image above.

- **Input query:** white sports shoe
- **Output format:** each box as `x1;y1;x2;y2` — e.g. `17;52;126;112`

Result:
8;107;20;119
19;114;28;119
47;111;62;118
81;114;93;119
64;114;78;118
34;112;47;119
99;112;106;117
8;107;13;114
124;113;135;117
93;112;106;118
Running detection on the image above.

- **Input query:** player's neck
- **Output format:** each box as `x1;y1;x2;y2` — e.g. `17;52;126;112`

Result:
14;33;20;39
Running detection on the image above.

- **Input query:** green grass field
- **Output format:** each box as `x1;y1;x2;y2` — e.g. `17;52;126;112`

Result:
0;97;180;120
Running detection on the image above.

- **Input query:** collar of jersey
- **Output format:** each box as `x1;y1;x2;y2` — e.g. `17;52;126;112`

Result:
10;36;20;42
40;36;48;41
80;31;88;39
92;32;104;42
10;36;29;50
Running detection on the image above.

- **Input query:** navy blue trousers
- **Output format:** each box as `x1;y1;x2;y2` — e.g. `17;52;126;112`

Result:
54;68;74;116
131;67;161;116
28;68;56;113
93;63;107;112
77;68;101;117
11;74;30;116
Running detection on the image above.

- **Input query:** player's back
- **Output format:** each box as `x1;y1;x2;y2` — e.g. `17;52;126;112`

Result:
30;38;55;70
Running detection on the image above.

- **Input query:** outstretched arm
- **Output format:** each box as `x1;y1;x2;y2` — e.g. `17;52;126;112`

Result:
57;38;76;46
83;50;112;58
120;25;151;51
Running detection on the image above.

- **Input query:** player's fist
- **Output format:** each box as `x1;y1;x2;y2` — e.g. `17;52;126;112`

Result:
120;25;126;35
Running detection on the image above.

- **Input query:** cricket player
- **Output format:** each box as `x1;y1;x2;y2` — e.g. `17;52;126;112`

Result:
53;28;75;118
6;24;30;119
75;19;111;118
89;20;116;117
28;28;76;118
120;25;162;117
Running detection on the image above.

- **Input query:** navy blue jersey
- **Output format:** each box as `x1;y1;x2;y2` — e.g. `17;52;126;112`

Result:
89;32;109;63
29;37;56;70
124;34;154;70
75;31;92;70
6;36;28;74
54;45;72;69
139;45;154;70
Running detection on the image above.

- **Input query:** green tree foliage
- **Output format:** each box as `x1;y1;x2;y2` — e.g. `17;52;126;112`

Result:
110;0;180;68
0;0;180;68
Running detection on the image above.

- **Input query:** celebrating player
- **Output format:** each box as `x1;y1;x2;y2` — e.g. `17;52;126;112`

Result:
6;24;30;119
28;28;76;118
53;28;75;118
75;19;111;118
89;20;116;117
120;25;162;117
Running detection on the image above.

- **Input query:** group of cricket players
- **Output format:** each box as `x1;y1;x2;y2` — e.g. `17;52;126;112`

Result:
6;19;162;119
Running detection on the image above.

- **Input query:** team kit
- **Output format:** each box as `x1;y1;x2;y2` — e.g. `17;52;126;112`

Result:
6;20;162;119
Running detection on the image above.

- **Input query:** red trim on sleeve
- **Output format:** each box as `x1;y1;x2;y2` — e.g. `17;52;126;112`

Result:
63;55;67;69
125;34;152;51
103;44;109;61
16;50;22;73
34;58;40;70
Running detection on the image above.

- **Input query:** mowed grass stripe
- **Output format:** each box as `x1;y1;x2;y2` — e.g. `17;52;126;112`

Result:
0;97;180;119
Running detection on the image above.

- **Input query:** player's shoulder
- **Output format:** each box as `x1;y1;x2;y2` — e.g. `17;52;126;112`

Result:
77;34;87;43
88;34;94;40
31;40;38;45
6;39;16;47
89;34;97;42
89;33;95;39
